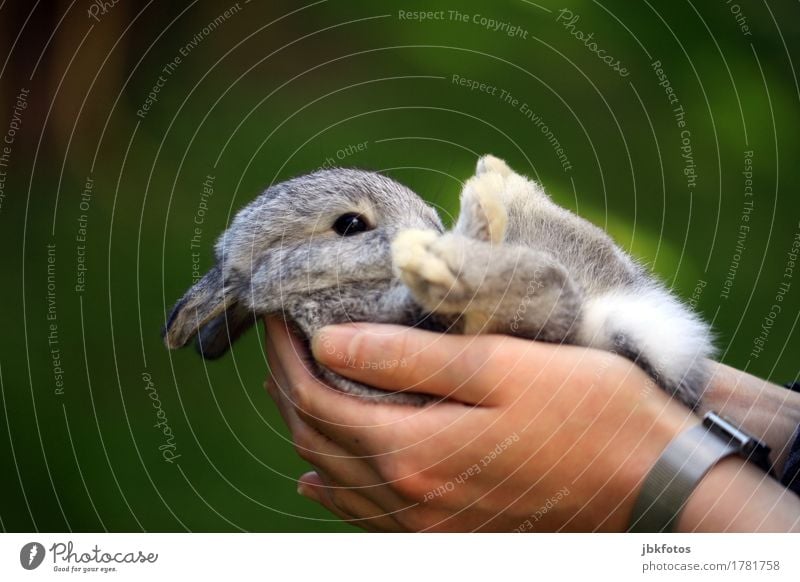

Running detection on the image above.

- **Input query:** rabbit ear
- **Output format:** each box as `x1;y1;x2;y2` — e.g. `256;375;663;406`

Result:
163;265;230;350
194;302;257;359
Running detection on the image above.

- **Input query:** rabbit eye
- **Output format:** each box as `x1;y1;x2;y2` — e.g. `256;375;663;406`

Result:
333;213;370;236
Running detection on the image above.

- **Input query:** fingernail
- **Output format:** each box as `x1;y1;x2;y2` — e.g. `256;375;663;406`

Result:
311;325;360;366
297;483;308;497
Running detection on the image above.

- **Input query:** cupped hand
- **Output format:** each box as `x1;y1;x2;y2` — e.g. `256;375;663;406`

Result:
263;317;700;531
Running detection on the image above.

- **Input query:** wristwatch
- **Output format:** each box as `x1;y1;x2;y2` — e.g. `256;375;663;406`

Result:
628;411;773;533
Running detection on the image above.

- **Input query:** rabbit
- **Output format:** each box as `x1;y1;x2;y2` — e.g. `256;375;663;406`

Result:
163;155;714;408
163;168;448;405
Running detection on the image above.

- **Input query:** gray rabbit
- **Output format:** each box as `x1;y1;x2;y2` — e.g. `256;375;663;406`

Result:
163;155;714;407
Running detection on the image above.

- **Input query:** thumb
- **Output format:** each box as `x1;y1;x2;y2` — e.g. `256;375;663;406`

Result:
311;323;529;405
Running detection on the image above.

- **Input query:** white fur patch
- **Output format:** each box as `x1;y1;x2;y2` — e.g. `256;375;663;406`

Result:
578;286;714;386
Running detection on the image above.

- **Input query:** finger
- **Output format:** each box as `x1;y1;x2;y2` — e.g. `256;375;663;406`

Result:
266;315;427;434
264;373;303;436
265;318;343;436
296;471;361;526
298;472;405;532
311;323;525;405
266;316;338;397
264;329;300;425
266;315;482;481
276;359;465;460
265;320;415;512
278;402;411;512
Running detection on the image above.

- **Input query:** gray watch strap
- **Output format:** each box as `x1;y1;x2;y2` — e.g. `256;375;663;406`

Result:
628;423;738;532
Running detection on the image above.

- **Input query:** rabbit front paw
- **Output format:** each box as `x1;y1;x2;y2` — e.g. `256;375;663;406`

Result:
392;229;470;311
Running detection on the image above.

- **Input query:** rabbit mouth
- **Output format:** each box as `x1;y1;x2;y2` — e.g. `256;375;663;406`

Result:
281;318;313;358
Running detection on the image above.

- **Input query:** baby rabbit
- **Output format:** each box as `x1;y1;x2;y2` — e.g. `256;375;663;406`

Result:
163;156;713;407
163;168;447;405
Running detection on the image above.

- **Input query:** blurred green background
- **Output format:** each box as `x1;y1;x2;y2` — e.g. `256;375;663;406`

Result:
1;0;798;531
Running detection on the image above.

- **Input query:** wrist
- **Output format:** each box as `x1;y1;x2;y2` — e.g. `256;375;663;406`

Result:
602;374;700;531
676;456;800;532
700;362;800;474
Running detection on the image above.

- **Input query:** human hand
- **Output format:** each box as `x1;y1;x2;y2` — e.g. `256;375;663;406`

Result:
263;317;702;531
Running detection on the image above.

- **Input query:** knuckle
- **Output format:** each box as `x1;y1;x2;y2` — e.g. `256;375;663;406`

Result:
291;377;322;415
325;489;350;516
379;455;429;500
460;337;517;396
292;431;318;463
393;475;428;502
376;453;407;482
293;443;316;464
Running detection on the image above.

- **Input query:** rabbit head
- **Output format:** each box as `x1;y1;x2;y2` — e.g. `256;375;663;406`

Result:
162;168;444;359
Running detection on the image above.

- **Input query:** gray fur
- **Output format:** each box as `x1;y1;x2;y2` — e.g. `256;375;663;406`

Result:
164;157;713;407
164;169;444;405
